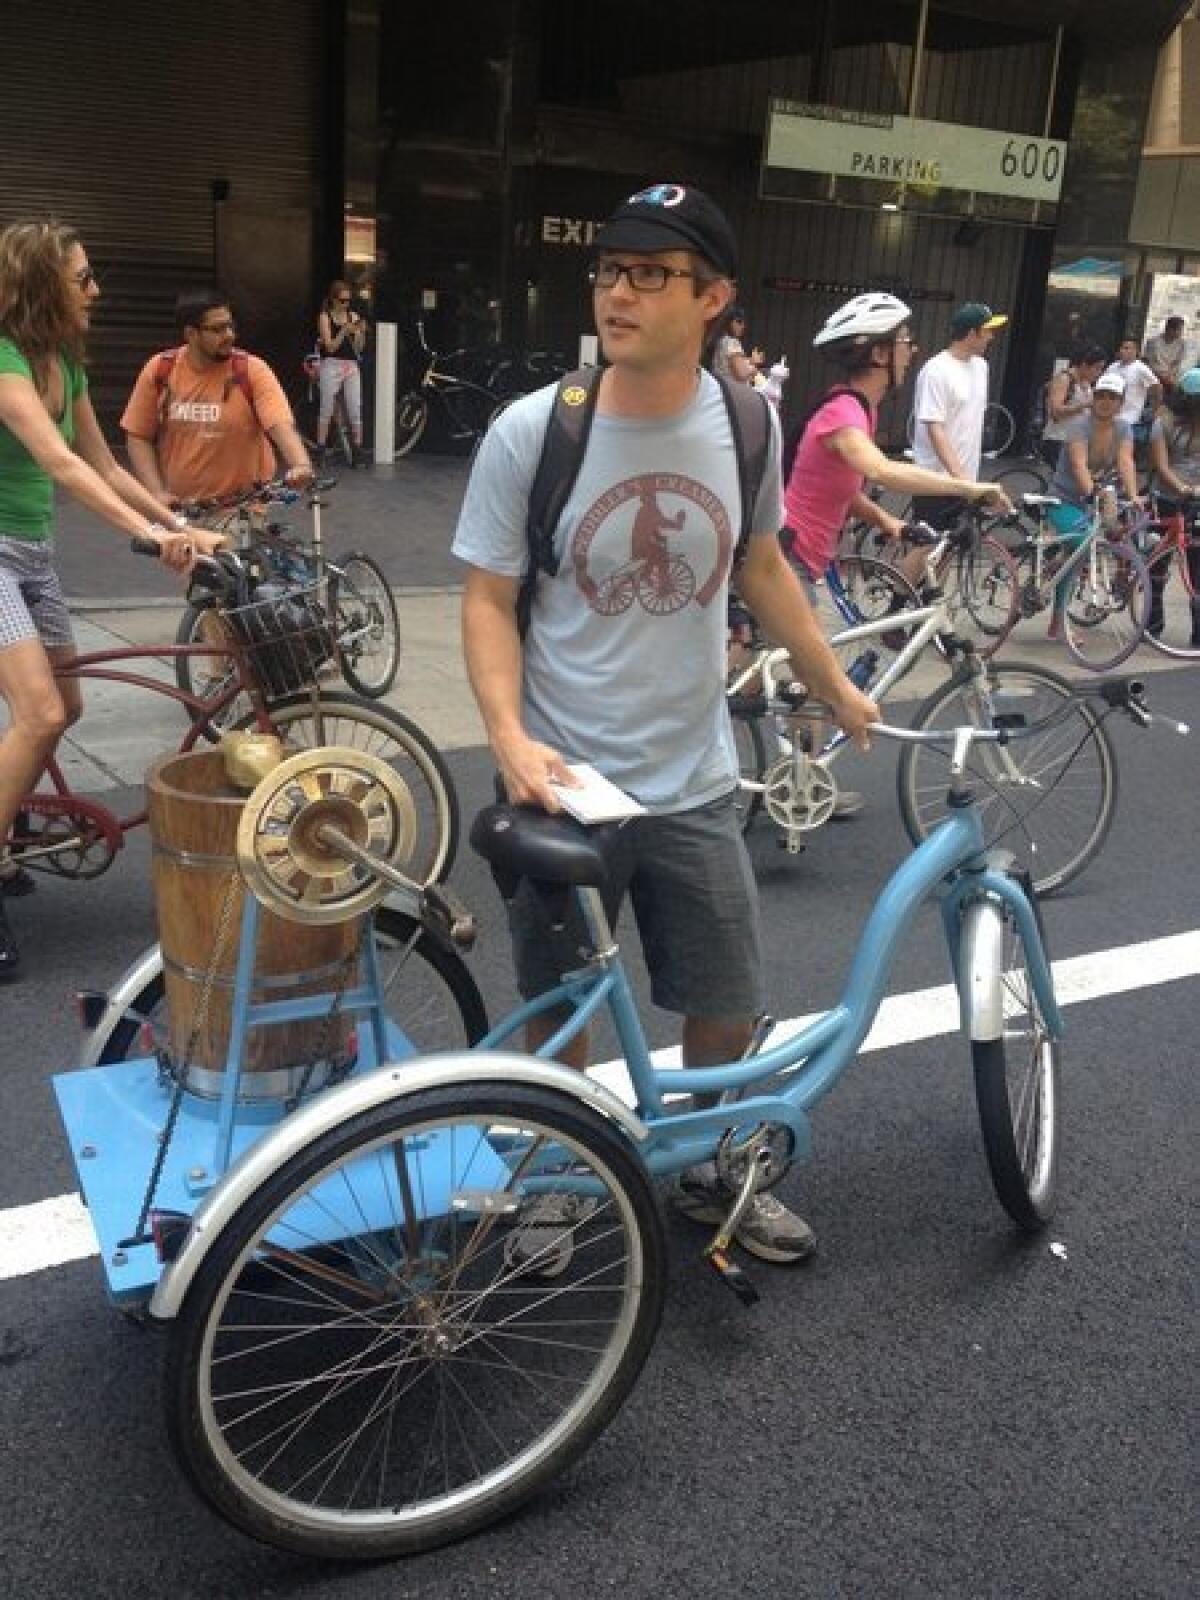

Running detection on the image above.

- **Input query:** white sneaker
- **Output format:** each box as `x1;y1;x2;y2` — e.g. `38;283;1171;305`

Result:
503;1193;598;1279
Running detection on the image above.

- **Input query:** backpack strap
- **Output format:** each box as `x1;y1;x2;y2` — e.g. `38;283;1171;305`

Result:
152;348;181;431
518;367;603;637
227;349;259;426
716;375;772;568
783;384;871;486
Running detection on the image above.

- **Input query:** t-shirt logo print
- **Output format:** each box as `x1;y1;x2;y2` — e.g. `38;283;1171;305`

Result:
572;474;731;618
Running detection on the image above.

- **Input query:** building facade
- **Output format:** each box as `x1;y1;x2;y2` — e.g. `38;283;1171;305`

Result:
0;0;1190;438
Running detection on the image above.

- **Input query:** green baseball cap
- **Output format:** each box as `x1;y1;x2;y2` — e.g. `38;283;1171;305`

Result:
950;301;1008;337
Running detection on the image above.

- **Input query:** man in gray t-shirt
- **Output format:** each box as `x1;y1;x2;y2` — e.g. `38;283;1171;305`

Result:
454;183;877;1267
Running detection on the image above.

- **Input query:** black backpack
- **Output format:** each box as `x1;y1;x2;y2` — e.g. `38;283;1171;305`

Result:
781;384;873;486
516;367;773;635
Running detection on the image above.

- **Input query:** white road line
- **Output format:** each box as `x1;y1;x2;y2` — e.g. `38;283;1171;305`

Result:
0;1193;99;1281
3;930;1197;1286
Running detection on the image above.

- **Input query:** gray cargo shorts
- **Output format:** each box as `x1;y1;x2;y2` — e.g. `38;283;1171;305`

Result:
506;789;765;1020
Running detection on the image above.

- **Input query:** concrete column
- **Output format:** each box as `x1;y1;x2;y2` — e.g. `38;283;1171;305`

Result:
374;321;397;465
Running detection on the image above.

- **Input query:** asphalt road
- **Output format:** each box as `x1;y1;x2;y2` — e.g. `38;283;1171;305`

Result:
0;670;1195;1599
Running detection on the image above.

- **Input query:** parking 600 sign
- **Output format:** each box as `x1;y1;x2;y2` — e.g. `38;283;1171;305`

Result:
766;101;1067;205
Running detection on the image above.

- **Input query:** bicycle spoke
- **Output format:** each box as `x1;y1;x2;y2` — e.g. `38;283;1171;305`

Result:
175;1097;660;1545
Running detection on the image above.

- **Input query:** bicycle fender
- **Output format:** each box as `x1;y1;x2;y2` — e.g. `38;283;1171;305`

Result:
77;943;165;1068
148;1052;649;1323
957;896;1008;1042
956;879;1063;1043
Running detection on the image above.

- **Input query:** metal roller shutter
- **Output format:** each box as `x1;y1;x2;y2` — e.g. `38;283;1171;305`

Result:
0;0;324;426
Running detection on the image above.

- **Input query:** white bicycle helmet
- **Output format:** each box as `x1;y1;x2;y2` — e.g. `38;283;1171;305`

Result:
813;292;912;348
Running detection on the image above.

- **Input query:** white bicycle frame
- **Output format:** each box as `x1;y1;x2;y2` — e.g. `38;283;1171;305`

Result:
727;574;1032;839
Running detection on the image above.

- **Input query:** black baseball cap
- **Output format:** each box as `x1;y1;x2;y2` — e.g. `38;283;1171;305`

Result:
592;184;738;277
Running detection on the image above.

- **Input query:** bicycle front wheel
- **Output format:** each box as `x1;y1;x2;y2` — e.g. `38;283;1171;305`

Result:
163;1082;666;1559
246;693;459;883
174;602;249;736
394;390;429;458
825;556;926;678
328;552;401;697
982;402;1016;458
1142;538;1200;660
90;906;487;1066
1061;538;1151;671
897;661;1117;896
939;536;1020;657
730;702;767;833
968;893;1060;1229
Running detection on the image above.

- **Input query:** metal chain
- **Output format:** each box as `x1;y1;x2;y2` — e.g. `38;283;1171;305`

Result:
131;868;244;1241
285;916;371;1112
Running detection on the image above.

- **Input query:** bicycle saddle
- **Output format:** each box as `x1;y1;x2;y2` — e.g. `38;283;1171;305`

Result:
470;804;614;896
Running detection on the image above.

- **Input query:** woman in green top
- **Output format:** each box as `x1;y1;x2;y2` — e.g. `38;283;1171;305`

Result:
0;220;222;978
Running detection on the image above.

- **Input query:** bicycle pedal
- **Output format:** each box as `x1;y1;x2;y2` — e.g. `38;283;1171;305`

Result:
703;1243;760;1306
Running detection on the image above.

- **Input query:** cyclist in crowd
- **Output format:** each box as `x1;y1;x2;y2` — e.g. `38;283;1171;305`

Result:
710;304;763;385
1143;315;1192;398
1147;365;1200;645
121;287;313;504
779;292;1012;818
0;221;219;978
1038;345;1107;470
1103;336;1161;429
315;278;367;467
454;183;878;1268
909;301;1008;529
1045;371;1140;639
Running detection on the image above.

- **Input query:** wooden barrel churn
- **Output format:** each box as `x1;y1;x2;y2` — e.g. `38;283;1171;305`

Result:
147;749;361;1101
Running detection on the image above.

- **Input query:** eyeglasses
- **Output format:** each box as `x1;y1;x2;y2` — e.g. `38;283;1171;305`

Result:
588;260;699;293
894;335;918;348
199;319;235;335
71;267;98;289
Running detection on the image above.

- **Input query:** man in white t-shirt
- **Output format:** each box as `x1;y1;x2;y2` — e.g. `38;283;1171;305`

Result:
910;300;1007;528
1103;338;1161;426
1143;317;1191;395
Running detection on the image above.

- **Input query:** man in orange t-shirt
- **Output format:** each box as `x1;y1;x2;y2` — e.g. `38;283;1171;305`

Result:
121;287;312;502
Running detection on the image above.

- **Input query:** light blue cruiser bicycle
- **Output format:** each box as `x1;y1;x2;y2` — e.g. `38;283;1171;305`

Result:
67;680;1177;1560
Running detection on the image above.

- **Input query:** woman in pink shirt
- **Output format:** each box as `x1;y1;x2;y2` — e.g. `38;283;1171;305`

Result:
772;294;1010;819
782;293;1008;583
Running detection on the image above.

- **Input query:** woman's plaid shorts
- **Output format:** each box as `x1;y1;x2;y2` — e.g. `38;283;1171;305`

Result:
0;533;75;650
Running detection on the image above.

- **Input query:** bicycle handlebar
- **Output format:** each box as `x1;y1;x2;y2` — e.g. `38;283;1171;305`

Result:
790;675;1187;756
174;475;337;520
129;540;251;602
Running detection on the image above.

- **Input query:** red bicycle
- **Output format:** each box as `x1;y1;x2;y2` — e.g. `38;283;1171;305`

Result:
6;549;457;890
1136;494;1200;660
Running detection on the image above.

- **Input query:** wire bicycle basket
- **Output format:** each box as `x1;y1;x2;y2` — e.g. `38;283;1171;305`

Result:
219;582;336;698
